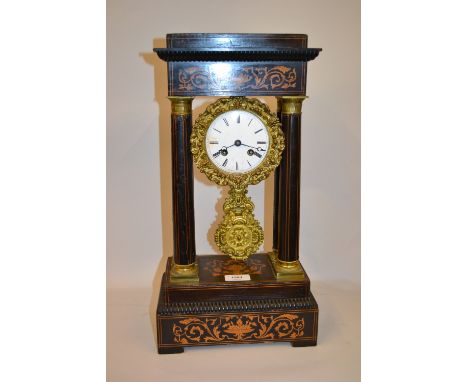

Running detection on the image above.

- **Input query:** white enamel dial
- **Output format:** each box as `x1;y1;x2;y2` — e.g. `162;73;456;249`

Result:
205;110;270;174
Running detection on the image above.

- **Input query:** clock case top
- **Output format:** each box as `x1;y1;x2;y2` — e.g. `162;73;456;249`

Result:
154;33;322;96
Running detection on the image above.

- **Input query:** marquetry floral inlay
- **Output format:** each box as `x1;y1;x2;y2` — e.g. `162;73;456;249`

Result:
178;65;297;92
173;313;304;344
203;258;267;277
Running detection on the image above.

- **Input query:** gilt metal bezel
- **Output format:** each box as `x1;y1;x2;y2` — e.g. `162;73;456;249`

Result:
191;97;284;188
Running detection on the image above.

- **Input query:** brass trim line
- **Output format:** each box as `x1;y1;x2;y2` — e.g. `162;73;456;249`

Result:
277;259;301;269
277;96;308;115
168;96;194;115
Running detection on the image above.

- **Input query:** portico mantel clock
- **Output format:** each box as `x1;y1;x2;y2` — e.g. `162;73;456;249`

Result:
154;33;322;354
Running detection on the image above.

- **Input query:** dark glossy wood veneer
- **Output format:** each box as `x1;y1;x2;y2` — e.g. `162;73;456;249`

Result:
154;33;321;354
155;33;321;96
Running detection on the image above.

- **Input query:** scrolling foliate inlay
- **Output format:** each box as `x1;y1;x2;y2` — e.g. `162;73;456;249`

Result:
178;65;297;92
173;313;305;344
203;258;267;277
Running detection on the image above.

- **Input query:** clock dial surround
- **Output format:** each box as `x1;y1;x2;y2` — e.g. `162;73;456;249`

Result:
205;110;270;175
191;97;284;188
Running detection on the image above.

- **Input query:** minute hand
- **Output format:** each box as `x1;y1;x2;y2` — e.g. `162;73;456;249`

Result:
240;143;267;151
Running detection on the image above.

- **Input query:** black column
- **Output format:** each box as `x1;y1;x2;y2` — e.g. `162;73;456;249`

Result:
276;97;306;264
272;97;282;252
169;97;196;266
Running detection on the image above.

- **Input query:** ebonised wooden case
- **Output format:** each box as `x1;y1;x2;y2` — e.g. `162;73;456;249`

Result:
157;254;318;353
155;33;321;96
154;33;321;354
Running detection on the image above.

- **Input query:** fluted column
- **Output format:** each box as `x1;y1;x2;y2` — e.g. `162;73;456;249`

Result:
274;96;307;278
272;97;282;254
168;97;198;283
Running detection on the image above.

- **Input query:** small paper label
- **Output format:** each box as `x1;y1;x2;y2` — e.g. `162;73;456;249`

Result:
224;274;251;281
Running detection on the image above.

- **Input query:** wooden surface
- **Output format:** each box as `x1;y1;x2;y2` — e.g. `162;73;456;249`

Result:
166;33;309;49
170;111;196;266
155;34;321;353
154;33;321;96
164;254;311;302
277;113;302;262
273;98;282;251
166;61;307;96
107;283;360;381
157;254;318;353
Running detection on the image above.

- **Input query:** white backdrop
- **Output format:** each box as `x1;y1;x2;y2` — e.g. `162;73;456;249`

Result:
107;0;360;288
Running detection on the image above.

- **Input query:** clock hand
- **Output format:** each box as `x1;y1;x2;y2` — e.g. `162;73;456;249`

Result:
240;143;267;152
247;148;263;158
213;144;235;157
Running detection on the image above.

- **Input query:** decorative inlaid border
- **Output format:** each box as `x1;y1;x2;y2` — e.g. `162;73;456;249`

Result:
157;308;318;347
173;313;305;344
203;258;266;277
179;65;296;91
168;62;306;96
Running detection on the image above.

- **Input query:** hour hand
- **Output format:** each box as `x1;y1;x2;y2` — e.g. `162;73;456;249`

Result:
213;146;229;157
